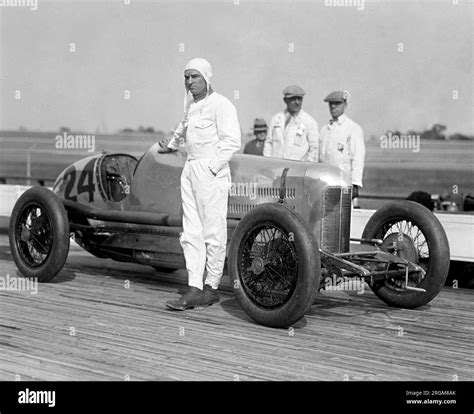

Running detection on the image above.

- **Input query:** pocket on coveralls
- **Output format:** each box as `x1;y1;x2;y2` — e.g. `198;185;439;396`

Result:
195;120;215;142
206;162;229;179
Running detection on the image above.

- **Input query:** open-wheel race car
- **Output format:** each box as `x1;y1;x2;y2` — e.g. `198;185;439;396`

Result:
9;144;450;328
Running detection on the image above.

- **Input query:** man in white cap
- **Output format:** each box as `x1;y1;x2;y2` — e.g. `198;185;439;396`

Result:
319;90;365;199
263;85;319;162
158;58;241;310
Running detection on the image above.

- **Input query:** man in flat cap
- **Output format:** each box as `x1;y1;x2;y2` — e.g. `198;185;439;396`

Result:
263;85;319;162
319;90;365;199
244;118;267;156
158;57;241;310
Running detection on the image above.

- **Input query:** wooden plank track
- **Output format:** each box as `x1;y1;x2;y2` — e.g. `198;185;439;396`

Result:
0;234;472;381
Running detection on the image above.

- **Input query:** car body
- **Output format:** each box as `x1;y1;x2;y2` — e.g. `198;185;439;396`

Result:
52;144;352;265
9;144;450;327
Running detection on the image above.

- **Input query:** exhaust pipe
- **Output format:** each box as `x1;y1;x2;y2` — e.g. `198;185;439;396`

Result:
63;199;240;228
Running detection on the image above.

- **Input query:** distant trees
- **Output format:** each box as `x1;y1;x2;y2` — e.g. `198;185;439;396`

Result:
138;126;156;133
119;126;162;134
420;124;447;140
448;133;472;141
381;124;472;141
54;125;165;136
54;126;164;135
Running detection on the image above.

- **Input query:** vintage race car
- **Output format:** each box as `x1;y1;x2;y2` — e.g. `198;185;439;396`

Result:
9;144;450;328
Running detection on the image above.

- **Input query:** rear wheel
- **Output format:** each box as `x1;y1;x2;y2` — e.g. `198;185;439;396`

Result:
9;187;70;282
228;203;320;328
362;200;449;308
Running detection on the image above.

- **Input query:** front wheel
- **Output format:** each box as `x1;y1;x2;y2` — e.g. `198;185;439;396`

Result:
9;187;70;282
362;200;449;308
228;203;320;328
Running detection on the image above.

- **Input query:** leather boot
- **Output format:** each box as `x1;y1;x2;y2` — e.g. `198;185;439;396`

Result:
202;284;220;307
166;287;203;310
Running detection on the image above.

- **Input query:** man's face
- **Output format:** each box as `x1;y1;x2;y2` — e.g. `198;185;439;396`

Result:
254;131;267;141
284;96;303;115
184;69;207;97
329;101;346;119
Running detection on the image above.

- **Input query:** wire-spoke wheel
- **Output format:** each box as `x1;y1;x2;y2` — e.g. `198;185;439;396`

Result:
228;203;320;328
9;187;70;282
362;200;450;308
16;204;53;267
240;224;298;309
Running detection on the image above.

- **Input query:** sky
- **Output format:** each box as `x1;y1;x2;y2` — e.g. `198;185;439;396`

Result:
0;0;473;137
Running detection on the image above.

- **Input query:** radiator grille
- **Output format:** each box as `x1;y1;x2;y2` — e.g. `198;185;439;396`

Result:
228;202;296;215
321;187;352;253
228;185;297;217
229;185;297;199
228;203;255;215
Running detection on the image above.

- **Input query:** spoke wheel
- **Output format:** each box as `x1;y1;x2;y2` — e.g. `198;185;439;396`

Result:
15;204;53;267
9;187;70;282
239;223;298;309
379;225;424;291
228;203;320;328
362;201;449;308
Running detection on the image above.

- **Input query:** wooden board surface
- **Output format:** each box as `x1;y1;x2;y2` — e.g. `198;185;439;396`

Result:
0;235;472;381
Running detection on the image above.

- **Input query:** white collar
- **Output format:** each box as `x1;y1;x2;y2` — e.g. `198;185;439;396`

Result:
284;109;302;120
329;114;347;125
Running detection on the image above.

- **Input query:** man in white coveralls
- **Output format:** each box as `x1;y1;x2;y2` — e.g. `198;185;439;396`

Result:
319;90;365;199
158;58;241;310
263;85;319;162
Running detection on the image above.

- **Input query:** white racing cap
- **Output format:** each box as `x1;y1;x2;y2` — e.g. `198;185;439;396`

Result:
183;57;213;116
184;57;212;86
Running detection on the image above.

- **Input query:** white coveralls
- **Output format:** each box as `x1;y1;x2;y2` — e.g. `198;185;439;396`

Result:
168;92;241;290
263;110;319;162
319;114;366;187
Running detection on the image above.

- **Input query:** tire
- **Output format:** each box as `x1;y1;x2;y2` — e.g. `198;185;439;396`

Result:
9;187;70;282
228;203;320;328
362;200;449;308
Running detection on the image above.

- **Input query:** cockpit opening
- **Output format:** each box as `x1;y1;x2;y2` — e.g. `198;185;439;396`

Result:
99;154;137;202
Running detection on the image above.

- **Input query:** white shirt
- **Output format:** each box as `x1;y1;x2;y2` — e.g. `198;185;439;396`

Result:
263;110;319;162
168;92;241;173
319;114;365;187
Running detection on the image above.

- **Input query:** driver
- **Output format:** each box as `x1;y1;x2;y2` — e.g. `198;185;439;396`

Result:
158;58;241;310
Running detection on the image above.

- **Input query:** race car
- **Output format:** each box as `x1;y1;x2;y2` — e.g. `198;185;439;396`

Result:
8;144;450;328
